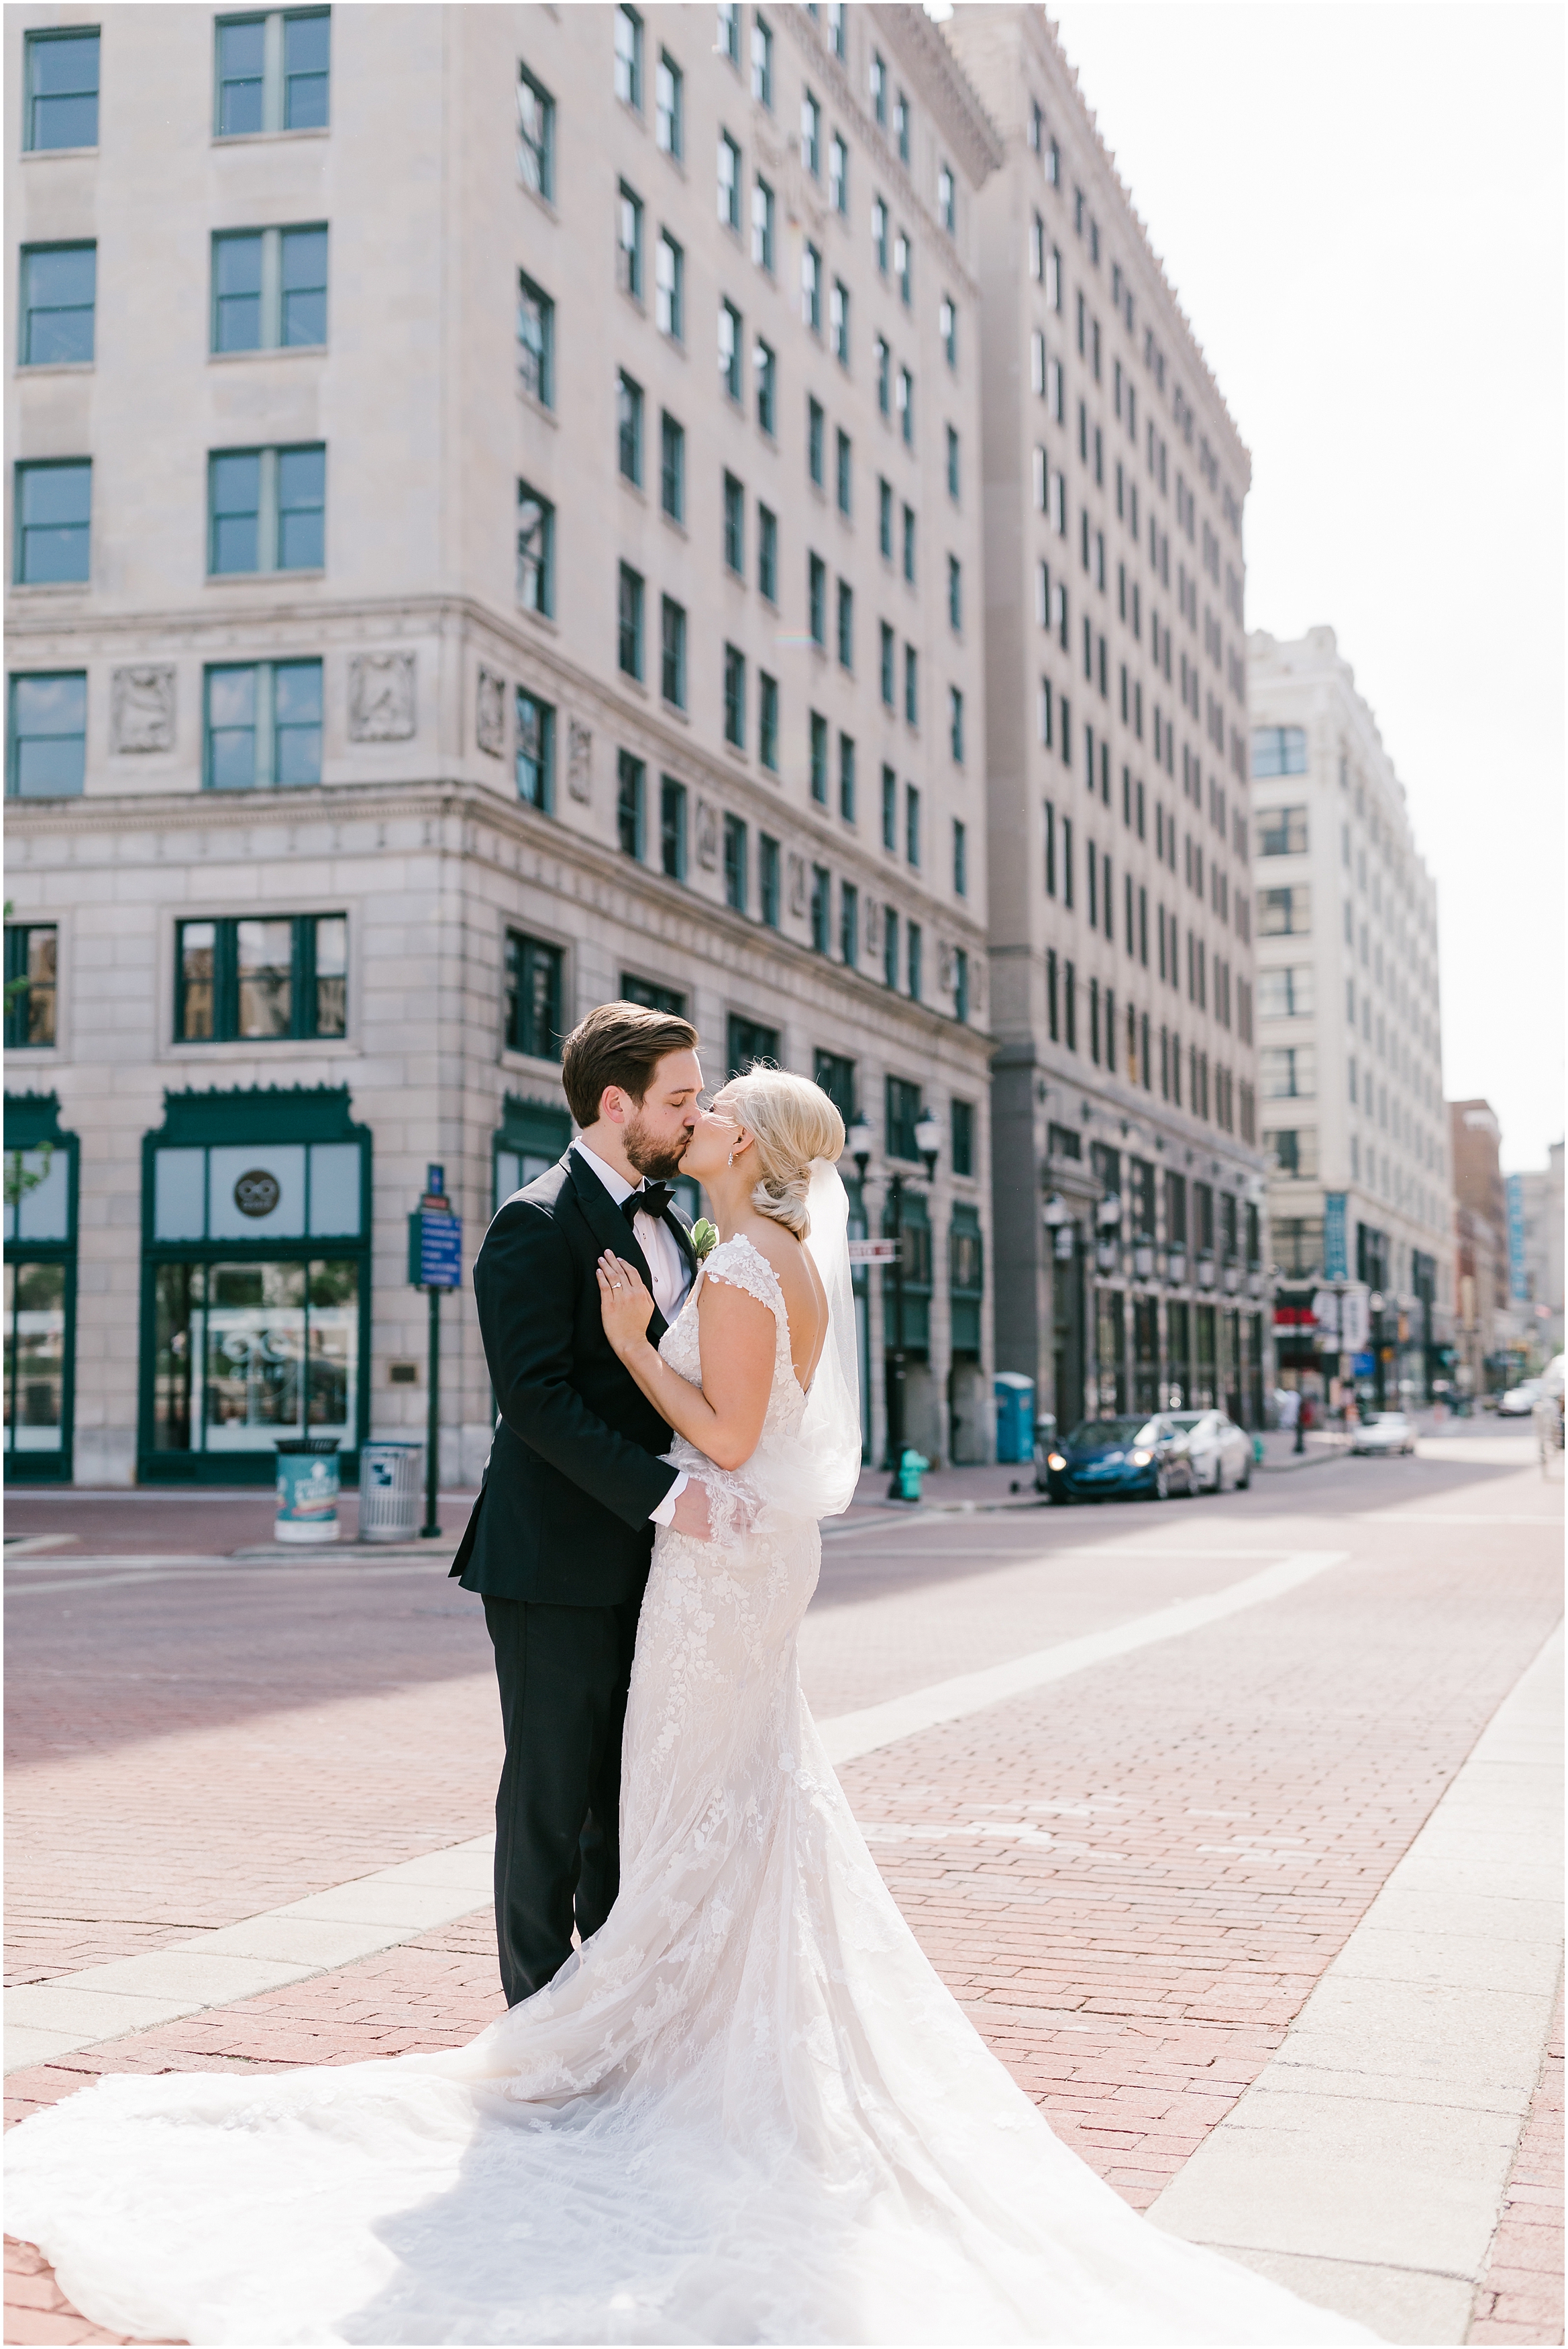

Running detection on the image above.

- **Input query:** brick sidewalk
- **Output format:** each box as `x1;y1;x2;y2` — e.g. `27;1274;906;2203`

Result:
1469;1975;1567;2345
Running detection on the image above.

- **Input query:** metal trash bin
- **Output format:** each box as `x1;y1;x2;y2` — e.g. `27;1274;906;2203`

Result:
358;1440;424;1543
274;1437;341;1544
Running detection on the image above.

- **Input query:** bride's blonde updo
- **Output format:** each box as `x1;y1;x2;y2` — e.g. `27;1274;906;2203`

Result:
719;1065;845;1239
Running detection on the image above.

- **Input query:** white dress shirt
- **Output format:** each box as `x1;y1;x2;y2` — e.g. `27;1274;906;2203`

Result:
573;1140;693;1525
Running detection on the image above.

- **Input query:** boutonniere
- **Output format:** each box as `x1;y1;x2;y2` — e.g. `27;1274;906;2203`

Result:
690;1218;719;1262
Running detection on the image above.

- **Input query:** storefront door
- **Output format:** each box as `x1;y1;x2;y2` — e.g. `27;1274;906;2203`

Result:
3;1095;78;1483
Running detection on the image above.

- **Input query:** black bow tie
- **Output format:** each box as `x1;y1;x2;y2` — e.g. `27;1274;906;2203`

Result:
621;1182;673;1227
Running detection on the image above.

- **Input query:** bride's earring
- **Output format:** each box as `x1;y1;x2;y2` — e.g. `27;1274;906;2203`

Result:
727;1149;735;1167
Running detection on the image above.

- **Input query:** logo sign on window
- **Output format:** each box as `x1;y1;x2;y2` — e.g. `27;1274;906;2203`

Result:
234;1168;282;1219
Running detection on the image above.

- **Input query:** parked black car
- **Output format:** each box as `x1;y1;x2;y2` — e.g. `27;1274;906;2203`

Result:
1038;1415;1195;1503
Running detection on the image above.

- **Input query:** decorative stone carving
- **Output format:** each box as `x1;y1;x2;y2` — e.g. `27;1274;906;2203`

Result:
694;798;719;871
939;942;955;993
865;899;883;956
475;667;506;757
348;651;416;742
786;852;807;918
566;718;593;803
110;666;175;754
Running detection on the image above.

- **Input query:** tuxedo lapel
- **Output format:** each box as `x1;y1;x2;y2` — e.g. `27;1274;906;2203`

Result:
564;1149;670;1348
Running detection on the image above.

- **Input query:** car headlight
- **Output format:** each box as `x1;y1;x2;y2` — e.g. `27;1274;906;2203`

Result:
1047;1453;1067;1471
1129;1450;1152;1466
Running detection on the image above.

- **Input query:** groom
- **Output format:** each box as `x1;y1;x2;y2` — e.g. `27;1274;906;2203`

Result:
452;1001;712;2007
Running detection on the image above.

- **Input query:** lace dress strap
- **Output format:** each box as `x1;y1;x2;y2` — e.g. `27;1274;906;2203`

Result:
700;1233;784;1319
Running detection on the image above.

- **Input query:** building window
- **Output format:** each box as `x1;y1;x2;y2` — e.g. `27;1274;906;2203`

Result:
175;913;346;1044
877;477;893;559
517;270;554;404
953;816;967;897
751;13;772;106
887;1075;923;1160
875;335;891;417
723;642;746;746
719;132;741;230
720;299;743;401
1261;1045;1316;1100
872;197;888;274
1257;966;1315;1019
515;689;554;811
801;87;821;177
621;972;687;1017
953;946;968;1023
897;366;913;444
7;674;87;799
618;564;645;680
753;176;776;272
1258;885;1310;936
211;225;327;353
810;711;829;804
615;5;643;109
939;295;957;368
656;232;684;339
660;411;685;520
617;183;644;299
517;62;555;198
883;907;900;991
905;781;921;866
808;397;825;485
20;244;95;366
830;133;848;213
951;1097;974;1177
894;232;912;306
724;813;749;910
809;554;827;647
904;644;918;727
656;47;682;152
894;91;910;163
754;336;776;432
760;834;780;928
660;774;687;879
811;864;831;954
23;26;100;150
827;3;846;60
815;1051;855;1121
947;554;961;633
505;930;564;1059
616;749;646;858
215;11;330;136
937;162;956;234
882;763;896;851
517;482;554;614
949;686;963;764
14;460;91;586
207;444;325;574
717;2;740;65
947;423;959;501
902;503;916;583
880;623;895;707
757;503;778;600
1252;724;1308;777
3;923;57;1048
1258;803;1310;856
839;731;857;822
758;670;779;770
617;370;644;484
870;49;887;126
661;596;687;707
1265;1128;1319;1181
802;242;822;331
203;659;323;790
831;279;849;366
837;579;854;670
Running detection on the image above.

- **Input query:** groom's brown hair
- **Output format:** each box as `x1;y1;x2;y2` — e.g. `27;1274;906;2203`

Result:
562;1000;700;1130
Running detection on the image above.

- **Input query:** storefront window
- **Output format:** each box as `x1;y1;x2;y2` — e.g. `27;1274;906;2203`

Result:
3;1103;77;1480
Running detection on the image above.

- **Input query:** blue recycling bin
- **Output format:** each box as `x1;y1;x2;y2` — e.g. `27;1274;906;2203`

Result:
274;1437;341;1544
994;1372;1036;1464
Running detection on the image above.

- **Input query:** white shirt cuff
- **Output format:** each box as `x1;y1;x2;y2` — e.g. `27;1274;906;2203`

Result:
649;1470;688;1526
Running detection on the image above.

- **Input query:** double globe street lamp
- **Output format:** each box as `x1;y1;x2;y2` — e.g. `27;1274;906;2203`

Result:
848;1104;941;1497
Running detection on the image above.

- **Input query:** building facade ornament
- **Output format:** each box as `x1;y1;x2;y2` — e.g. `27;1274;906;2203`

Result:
566;717;593;803
110;666;176;754
475;667;506;756
348;651;416;742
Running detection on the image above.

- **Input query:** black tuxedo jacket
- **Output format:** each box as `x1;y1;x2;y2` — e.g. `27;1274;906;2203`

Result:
451;1149;696;1607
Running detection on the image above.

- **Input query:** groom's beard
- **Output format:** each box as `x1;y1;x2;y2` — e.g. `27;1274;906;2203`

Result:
623;1115;690;1183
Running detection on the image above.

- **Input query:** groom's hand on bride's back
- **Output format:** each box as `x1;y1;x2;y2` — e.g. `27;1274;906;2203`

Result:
670;1479;713;1541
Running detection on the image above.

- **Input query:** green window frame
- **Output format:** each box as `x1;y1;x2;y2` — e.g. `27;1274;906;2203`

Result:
723;815;748;912
727;1011;778;1077
19;244;96;366
754;337;776;434
515;688;554;811
23;28;99;151
7;673;87;799
619;564;645;681
215;10;331;138
621;971;686;1015
660;411;684;518
759;834;780;929
494;1095;570;1210
659;776;686;881
617;750;645;860
886;1074;922;1161
4;924;59;1048
951;1098;974;1177
175;913;346;1043
4;1093;80;1483
14;460;91;586
517;63;555;201
758;670;778;770
518;272;554;406
203;659;322;791
212;225;327;353
517;483;554;615
950;1202;984;1352
208;444;325;574
505;930;564;1061
813;1052;855;1122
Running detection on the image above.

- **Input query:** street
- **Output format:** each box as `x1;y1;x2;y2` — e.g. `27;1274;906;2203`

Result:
5;1421;1561;2346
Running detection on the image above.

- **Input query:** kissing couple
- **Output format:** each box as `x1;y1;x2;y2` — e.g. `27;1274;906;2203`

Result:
5;1001;1372;2345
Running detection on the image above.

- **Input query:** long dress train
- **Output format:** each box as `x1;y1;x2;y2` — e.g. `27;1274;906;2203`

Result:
5;1235;1373;2346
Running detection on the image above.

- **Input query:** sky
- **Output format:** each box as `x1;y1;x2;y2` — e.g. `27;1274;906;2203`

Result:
1017;1;1566;1170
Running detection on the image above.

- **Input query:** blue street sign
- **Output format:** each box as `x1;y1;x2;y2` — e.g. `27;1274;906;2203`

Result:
1352;1351;1375;1377
427;1162;446;1199
1322;1192;1348;1283
409;1209;463;1289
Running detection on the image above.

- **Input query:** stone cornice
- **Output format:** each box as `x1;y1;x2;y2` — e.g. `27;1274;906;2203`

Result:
881;7;1006;190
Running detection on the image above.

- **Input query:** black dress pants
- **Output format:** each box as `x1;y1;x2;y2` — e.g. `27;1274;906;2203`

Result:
483;1593;641;2009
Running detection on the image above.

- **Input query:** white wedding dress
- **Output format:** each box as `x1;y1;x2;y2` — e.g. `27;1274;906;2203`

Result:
6;1228;1373;2347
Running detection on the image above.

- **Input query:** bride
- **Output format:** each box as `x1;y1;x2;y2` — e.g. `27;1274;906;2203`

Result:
6;1068;1372;2346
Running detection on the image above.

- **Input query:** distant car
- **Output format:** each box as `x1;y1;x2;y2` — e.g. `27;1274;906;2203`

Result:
1351;1410;1416;1456
1165;1410;1252;1494
1041;1415;1194;1503
1497;1381;1544;1418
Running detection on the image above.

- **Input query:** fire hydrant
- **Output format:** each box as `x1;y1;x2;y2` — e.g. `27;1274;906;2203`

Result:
896;1447;930;1503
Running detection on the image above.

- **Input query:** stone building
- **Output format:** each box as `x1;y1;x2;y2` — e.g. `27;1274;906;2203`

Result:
3;2;1001;1487
1449;1100;1518;1397
1250;628;1455;1410
943;5;1269;1432
1508;1143;1565;1364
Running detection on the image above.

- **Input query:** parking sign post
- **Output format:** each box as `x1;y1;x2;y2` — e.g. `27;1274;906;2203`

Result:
407;1163;462;1540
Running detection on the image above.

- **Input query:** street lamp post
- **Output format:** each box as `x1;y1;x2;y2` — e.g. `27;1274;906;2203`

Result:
851;1107;940;1497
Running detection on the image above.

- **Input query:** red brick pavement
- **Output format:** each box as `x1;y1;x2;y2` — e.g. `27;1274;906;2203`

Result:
1469;1974;1565;2346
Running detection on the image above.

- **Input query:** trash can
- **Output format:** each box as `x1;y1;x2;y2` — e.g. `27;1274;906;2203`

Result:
274;1437;341;1544
892;1446;927;1502
994;1372;1036;1464
358;1440;423;1544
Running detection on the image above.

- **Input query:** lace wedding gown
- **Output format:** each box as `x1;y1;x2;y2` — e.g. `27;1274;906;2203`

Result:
6;1235;1371;2346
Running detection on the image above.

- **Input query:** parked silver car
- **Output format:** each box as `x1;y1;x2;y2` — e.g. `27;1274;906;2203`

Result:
1165;1410;1252;1494
1497;1381;1543;1418
1351;1411;1416;1456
